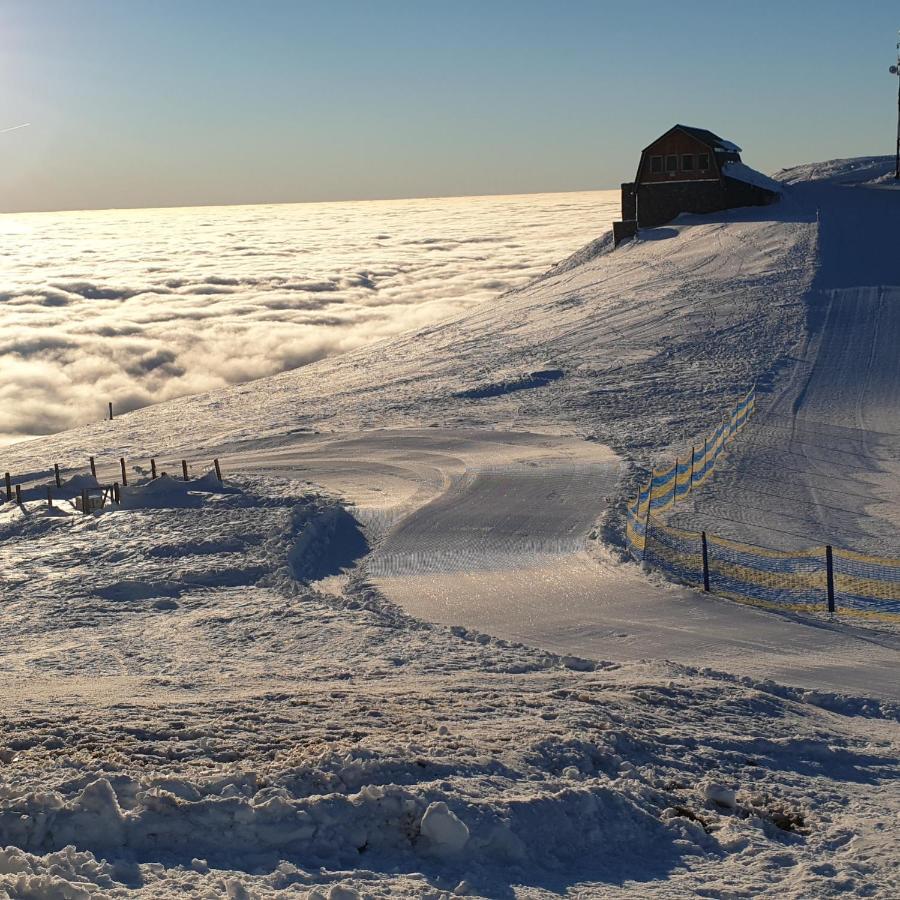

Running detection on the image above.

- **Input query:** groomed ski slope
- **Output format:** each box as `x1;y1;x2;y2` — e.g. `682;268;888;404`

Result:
668;160;900;553
0;158;898;899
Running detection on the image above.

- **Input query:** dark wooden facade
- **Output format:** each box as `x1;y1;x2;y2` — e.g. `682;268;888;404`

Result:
612;125;779;245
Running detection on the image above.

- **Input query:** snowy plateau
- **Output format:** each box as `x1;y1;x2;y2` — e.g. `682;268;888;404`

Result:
0;157;898;899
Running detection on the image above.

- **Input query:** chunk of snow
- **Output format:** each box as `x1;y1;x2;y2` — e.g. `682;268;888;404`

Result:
703;781;737;808
419;801;470;855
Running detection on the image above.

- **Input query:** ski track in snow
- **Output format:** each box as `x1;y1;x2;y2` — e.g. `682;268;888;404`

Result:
0;158;898;898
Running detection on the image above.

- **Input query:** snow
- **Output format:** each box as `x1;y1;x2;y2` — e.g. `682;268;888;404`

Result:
720;161;783;193
419;803;470;856
0;156;898;896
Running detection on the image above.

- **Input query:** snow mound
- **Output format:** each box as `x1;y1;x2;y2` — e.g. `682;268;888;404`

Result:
120;471;234;509
775;155;895;186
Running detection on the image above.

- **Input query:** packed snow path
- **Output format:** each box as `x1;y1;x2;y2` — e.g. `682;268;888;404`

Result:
227;429;900;701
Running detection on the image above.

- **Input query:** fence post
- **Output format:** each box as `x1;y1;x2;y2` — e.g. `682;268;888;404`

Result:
181;460;189;481
672;457;679;506
150;458;157;479
120;457;127;487
701;531;710;592
90;456;96;477
214;458;222;482
14;484;22;506
108;402;114;421
54;464;61;488
825;545;835;613
113;482;120;504
643;473;655;561
47;486;53;508
4;472;11;502
81;489;89;515
689;446;695;492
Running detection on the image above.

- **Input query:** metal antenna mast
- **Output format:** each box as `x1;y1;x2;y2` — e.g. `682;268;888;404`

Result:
891;31;900;180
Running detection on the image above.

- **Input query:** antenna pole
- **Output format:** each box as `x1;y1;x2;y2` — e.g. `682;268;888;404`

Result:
893;32;900;180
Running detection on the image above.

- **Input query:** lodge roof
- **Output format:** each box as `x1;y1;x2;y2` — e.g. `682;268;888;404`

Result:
644;125;743;154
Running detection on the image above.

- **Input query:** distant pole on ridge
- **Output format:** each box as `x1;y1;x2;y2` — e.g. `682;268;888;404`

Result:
891;31;900;179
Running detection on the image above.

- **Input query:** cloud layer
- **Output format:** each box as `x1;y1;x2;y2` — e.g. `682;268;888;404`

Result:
0;191;617;442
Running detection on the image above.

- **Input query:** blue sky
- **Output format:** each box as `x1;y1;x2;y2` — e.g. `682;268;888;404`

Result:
0;0;897;211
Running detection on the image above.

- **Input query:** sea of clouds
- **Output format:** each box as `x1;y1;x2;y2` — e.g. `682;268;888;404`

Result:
0;190;618;443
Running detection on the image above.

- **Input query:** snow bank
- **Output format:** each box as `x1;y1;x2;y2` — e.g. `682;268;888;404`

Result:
119;471;235;509
775;155;895;186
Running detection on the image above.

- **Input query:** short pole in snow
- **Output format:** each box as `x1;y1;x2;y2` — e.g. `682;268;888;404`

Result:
643;474;654;560
81;488;89;515
181;460;189;481
4;472;11;502
825;545;835;613
108;402;113;421
672;457;678;506
47;486;53;508
54;463;61;488
113;482;120;504
689;446;696;492
214;458;222;482
119;457;127;487
150;458;157;479
89;456;96;477
14;484;21;506
701;531;710;592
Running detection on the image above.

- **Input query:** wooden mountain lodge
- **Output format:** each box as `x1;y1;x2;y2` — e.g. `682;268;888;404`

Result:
613;125;781;245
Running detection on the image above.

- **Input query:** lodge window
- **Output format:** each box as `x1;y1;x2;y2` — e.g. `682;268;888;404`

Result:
665;155;678;172
682;154;695;171
698;153;710;170
650;156;663;173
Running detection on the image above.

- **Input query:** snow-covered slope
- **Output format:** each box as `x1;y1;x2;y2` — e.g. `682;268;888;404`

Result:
1;159;898;898
2;189;816;472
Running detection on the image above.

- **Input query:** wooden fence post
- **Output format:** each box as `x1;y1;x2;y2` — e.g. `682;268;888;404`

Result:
90;457;96;477
108;402;114;421
113;482;120;504
150;458;157;479
701;531;710;592
47;486;53;508
54;464;61;488
825;545;835;613
81;489;89;515
120;457;127;487
643;473;655;561
688;446;695;492
214;458;222;482
14;484;22;506
181;460;189;481
672;457;679;506
4;472;11;502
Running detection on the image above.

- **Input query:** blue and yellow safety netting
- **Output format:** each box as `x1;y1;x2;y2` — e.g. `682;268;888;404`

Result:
624;387;900;621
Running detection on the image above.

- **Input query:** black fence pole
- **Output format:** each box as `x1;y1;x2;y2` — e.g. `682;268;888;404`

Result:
14;484;22;506
47;486;53;508
181;460;189;481
54;463;61;488
150;458;157;479
4;472;11;502
825;545;835;613
214;458;222;482
89;456;96;477
701;531;711;592
120;457;127;487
